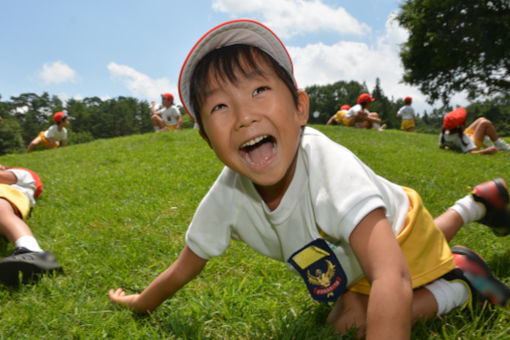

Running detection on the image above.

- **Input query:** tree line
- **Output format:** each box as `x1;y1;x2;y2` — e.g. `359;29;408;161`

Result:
1;83;509;155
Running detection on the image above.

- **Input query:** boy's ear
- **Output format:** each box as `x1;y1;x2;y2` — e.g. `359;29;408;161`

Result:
296;89;310;126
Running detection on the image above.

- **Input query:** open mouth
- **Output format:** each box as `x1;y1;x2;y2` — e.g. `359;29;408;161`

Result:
239;135;277;166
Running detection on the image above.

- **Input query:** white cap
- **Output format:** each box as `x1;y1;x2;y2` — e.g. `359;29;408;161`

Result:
178;19;295;120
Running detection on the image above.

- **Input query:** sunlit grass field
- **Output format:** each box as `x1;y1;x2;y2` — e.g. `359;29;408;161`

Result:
0;126;509;339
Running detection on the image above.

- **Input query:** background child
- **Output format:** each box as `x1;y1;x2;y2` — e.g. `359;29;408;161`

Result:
109;20;510;338
344;93;386;130
150;93;182;132
439;107;510;154
396;96;416;132
0;164;61;285
326;104;350;126
27;111;69;152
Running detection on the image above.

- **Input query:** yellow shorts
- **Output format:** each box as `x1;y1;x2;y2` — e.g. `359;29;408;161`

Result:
0;184;30;219
464;128;483;150
38;131;59;149
334;111;347;125
164;124;178;131
348;187;456;294
401;119;415;131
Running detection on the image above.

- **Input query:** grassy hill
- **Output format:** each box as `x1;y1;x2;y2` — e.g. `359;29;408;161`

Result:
0;126;509;339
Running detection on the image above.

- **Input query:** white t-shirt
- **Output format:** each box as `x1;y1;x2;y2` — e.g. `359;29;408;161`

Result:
185;127;409;286
7;168;37;207
397;105;415;120
44;124;67;141
157;105;181;126
439;131;476;153
345;104;367;128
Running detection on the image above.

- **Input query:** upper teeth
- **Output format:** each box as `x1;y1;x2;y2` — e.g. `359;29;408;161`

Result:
241;135;268;148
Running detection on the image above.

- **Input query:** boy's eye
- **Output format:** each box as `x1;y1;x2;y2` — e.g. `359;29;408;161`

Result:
253;86;268;96
211;103;226;113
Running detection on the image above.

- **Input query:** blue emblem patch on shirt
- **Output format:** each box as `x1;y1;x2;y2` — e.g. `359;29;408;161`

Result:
287;238;347;302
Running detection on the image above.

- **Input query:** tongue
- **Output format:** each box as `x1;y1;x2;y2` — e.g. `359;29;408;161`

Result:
247;141;274;164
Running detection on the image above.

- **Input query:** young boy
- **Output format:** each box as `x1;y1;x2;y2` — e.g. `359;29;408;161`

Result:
0;164;61;285
344;93;386;130
150;92;182;132
326;104;350;126
109;20;510;338
396;96;416;132
439;107;510;154
27;111;69;152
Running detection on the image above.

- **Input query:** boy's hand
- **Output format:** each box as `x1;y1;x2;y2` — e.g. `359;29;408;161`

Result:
108;288;141;311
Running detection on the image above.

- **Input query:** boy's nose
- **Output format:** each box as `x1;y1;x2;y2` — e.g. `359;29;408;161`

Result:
235;106;260;130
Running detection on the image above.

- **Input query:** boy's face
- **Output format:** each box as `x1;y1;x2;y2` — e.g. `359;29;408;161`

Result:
199;53;309;192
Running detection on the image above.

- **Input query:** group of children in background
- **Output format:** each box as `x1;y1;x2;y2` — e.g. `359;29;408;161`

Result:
1;18;510;339
328;92;510;155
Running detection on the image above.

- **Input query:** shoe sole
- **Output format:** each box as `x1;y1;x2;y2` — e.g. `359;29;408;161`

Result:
452;246;510;308
474;179;510;237
0;260;60;286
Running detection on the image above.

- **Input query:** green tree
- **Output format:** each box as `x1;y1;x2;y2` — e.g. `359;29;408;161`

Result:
396;0;510;105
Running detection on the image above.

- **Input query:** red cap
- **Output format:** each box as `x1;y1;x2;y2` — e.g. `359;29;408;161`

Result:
340;104;351;111
357;93;375;104
161;93;174;102
443;107;467;130
53;111;67;123
404;96;412;104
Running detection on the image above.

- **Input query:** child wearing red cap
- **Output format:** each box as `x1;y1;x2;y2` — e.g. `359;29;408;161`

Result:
150;93;182;132
396;96;416;132
0;164;61;285
109;20;510;339
344;93;386;130
439;107;510;154
326;104;351;126
26;111;69;152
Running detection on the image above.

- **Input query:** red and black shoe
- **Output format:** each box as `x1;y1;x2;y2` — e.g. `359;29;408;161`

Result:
471;178;510;236
451;245;510;308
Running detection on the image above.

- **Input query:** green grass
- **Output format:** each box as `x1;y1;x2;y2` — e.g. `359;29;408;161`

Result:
0;126;509;339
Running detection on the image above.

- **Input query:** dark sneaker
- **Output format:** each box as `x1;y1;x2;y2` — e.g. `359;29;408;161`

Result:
472;178;510;236
442;267;483;310
0;247;61;286
451;245;510;308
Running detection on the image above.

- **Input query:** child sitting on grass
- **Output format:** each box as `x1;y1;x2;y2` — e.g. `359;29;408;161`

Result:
27;111;69;152
109;20;510;339
439;107;510;154
0;164;61;285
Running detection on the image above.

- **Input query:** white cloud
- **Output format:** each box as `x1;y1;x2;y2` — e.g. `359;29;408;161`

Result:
107;62;176;102
38;61;77;84
288;12;468;115
212;0;370;38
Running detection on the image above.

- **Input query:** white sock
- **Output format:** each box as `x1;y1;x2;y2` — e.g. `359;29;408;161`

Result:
425;278;469;315
449;194;486;224
494;138;510;150
153;126;160;132
483;136;493;147
373;123;380;129
14;236;43;253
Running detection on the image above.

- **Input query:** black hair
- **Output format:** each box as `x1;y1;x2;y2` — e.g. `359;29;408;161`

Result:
189;44;299;136
440;126;467;148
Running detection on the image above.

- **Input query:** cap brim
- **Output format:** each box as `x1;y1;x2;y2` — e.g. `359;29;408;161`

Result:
178;19;294;120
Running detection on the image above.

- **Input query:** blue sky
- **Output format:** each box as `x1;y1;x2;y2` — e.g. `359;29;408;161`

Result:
0;0;468;114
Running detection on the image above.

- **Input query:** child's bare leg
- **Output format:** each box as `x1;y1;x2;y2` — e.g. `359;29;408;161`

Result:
327;288;438;336
434;210;464;242
26;137;41;153
151;114;165;130
468;118;498;142
0;199;34;243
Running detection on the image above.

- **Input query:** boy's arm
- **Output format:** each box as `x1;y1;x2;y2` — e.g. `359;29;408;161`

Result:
109;245;207;313
349;208;413;340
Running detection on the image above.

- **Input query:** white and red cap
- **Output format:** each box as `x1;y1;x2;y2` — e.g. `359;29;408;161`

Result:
178;19;295;120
